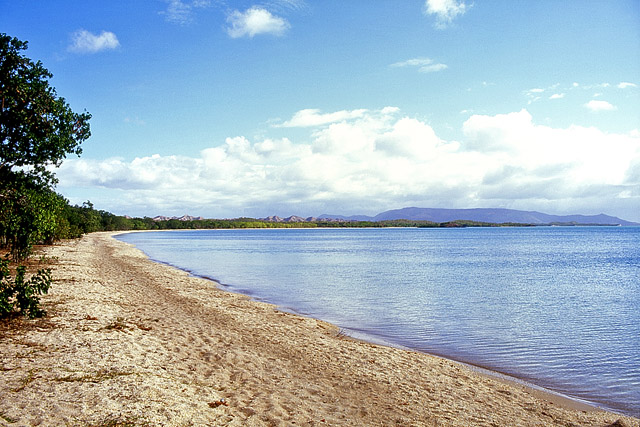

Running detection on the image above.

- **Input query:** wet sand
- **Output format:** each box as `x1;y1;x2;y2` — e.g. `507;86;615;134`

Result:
0;232;637;426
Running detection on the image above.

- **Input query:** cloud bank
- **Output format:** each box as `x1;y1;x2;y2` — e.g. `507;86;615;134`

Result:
68;30;120;53
56;108;640;220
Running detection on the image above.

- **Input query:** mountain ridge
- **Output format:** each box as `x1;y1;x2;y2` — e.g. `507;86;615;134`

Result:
317;207;638;226
152;215;204;222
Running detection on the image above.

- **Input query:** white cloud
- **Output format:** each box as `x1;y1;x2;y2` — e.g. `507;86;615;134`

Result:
68;30;120;53
267;0;307;12
161;0;210;25
278;108;370;127
462;110;638;185
549;93;565;100
124;116;146;126
618;82;637;89
424;0;468;28
226;7;290;38
524;87;547;104
421;63;448;73
375;117;444;159
585;100;617;112
162;0;191;24
391;58;432;67
57;108;640;221
390;58;448;73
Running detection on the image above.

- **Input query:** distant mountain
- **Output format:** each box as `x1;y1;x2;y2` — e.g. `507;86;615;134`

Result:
317;214;375;221
320;207;638;226
263;215;341;223
152;215;204;222
262;215;314;223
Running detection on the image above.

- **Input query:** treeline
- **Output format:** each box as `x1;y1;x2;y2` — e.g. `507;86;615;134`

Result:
51;205;537;234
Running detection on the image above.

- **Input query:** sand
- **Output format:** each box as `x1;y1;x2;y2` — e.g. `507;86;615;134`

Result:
0;232;637;426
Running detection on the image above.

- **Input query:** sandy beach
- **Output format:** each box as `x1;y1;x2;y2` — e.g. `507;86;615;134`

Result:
0;232;637;426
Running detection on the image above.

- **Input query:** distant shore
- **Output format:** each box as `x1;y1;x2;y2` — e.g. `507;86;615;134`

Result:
0;232;637;426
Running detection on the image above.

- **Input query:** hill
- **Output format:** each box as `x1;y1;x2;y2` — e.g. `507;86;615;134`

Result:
320;208;638;226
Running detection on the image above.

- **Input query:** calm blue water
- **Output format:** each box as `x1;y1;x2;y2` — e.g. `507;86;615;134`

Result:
117;227;640;416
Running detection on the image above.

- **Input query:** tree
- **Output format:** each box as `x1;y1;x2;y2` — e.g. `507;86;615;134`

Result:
0;33;91;260
0;184;66;259
1;33;91;186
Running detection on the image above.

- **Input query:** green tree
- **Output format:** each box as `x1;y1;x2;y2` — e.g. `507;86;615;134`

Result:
1;33;91;186
0;183;66;259
0;33;91;259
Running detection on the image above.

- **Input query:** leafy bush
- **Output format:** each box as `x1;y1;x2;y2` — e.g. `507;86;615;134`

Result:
0;257;52;318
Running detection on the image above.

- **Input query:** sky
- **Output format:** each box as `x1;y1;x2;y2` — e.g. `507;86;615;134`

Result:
2;0;639;221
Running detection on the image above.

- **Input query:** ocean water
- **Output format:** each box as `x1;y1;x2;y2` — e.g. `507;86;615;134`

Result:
117;227;640;416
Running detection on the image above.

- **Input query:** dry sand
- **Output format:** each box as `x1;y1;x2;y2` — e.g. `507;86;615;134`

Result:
1;232;637;426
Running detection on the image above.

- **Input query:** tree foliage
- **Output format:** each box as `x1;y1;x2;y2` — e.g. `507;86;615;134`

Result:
0;33;91;261
1;33;91;186
0;182;65;260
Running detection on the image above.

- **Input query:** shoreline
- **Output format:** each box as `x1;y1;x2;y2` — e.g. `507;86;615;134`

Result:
157;265;608;415
145;258;603;414
0;232;637;426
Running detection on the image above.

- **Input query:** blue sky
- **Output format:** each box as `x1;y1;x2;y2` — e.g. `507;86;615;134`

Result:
2;0;639;221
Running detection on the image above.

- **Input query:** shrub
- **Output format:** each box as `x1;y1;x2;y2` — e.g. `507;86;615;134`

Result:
0;257;52;318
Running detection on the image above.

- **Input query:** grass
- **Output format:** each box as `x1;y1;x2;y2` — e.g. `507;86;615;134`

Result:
103;317;129;331
11;368;36;392
56;368;136;384
335;328;348;339
87;416;151;427
0;412;17;423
